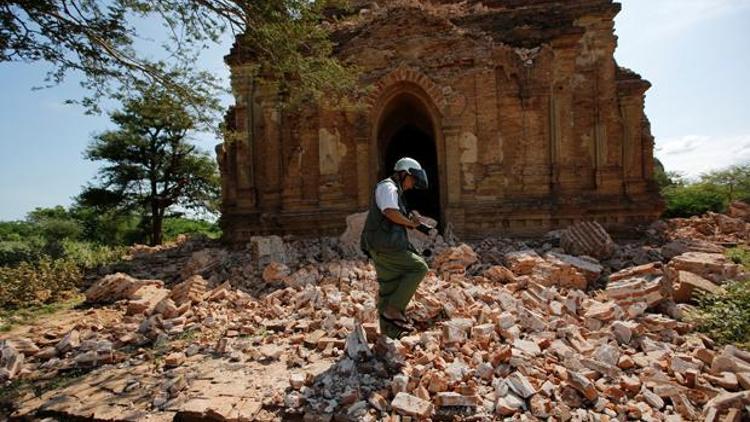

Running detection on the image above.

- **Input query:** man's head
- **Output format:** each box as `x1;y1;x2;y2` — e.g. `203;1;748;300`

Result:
393;157;428;191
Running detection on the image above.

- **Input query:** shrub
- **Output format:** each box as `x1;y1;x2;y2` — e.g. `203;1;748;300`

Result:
71;206;143;246
0;239;46;267
689;279;750;347
662;183;726;218
60;240;126;269
162;217;221;241
0;221;37;241
0;258;83;309
726;247;750;267
26;206;83;242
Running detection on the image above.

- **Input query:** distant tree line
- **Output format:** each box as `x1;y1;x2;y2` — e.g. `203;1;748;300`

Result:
655;160;750;218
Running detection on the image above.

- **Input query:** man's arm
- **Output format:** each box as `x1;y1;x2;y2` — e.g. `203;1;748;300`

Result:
383;208;420;228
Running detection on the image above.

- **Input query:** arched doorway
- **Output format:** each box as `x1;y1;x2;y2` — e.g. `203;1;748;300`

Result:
376;92;442;226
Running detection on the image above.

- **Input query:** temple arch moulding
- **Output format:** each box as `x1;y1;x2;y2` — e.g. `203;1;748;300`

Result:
369;73;449;229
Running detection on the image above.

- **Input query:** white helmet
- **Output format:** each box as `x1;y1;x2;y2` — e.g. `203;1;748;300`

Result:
393;157;428;189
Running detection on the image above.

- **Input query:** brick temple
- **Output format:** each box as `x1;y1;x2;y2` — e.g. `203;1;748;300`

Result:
217;0;664;243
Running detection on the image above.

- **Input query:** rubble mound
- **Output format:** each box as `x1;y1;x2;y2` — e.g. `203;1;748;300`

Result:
2;212;750;420
659;212;750;245
728;200;750;221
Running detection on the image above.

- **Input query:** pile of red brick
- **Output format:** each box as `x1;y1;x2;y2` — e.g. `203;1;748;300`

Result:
2;216;750;421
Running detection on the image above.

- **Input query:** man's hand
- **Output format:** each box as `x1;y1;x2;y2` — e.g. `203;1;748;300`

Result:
383;208;420;228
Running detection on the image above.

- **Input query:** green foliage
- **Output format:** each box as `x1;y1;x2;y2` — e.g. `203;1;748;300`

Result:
0;205;216;314
654;158;678;189
726;247;750;267
0;258;83;309
2;0;356;122
59;240;127;270
662;183;726;218
26;206;83;241
0;239;46;268
70;206;144;246
701;164;750;203
689;279;750;347
163;218;221;241
81;87;220;245
657;162;750;219
0;205;128;308
0;221;37;241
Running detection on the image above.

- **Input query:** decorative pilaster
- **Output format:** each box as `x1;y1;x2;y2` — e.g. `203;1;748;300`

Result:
258;83;282;210
443;125;462;206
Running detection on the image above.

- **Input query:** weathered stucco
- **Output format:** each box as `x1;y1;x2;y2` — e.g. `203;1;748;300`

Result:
217;0;664;242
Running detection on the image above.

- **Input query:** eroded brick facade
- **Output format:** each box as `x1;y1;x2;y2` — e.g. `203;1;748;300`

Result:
217;0;664;242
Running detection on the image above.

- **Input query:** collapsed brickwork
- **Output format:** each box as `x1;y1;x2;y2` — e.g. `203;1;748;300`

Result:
217;0;663;243
6;212;750;420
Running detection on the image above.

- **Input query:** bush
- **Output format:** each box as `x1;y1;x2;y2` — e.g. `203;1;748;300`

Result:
26;206;83;242
162;217;221;241
71;206;143;246
662;183;726;218
726;247;750;267
0;239;46;267
60;240;126;269
689;279;750;347
0;221;37;241
0;258;83;309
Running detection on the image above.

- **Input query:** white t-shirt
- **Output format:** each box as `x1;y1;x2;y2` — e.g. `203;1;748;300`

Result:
375;180;399;212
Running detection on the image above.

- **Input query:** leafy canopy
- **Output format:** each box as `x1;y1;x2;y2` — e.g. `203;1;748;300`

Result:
80;87;219;244
1;0;356;120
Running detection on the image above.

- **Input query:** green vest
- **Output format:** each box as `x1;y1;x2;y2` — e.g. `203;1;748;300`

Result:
361;177;413;253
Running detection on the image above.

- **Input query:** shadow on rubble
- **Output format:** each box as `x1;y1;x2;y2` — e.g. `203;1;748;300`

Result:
289;329;404;422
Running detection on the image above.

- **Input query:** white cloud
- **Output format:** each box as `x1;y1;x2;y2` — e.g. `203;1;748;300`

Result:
656;133;750;178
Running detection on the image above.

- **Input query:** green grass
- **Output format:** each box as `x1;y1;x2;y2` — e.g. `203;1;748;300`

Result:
0;295;84;332
726;247;750;267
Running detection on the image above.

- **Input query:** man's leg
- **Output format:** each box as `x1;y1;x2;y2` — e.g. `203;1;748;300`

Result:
371;249;429;338
383;250;429;312
371;251;404;338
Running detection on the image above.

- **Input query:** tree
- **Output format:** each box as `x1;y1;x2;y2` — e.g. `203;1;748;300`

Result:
701;164;750;203
1;0;356;118
26;206;82;242
80;88;219;245
654;158;683;189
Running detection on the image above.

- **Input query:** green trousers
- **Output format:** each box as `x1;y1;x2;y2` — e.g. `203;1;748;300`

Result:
369;249;429;339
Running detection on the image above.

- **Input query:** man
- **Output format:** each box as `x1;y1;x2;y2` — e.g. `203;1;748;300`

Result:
361;157;432;339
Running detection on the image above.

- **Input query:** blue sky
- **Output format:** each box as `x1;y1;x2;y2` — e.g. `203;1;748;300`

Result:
1;0;749;220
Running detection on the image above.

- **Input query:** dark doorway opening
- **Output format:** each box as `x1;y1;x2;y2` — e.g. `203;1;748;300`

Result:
383;124;441;225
